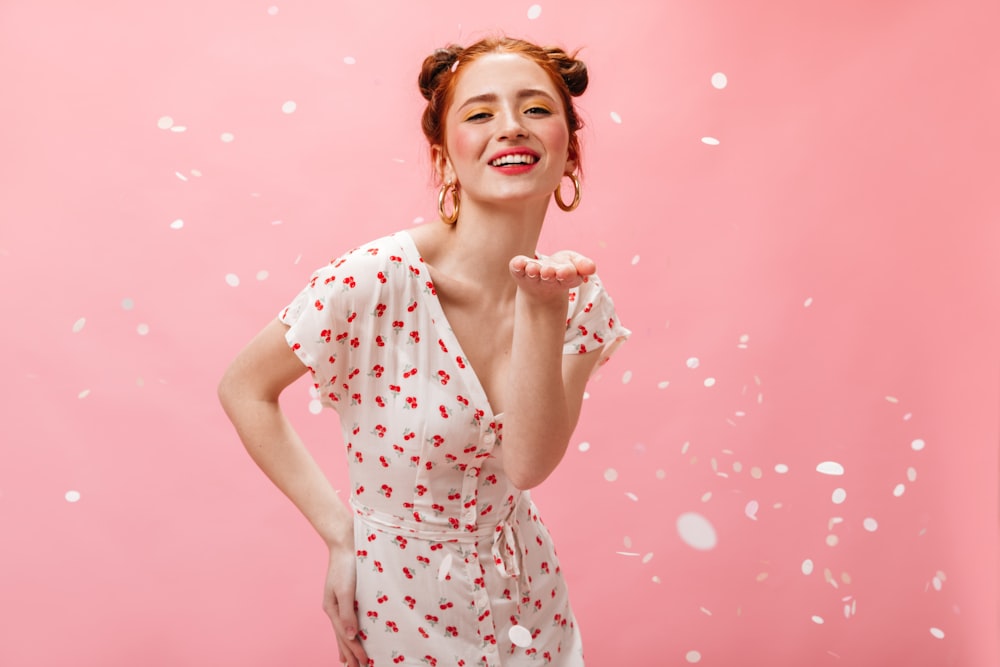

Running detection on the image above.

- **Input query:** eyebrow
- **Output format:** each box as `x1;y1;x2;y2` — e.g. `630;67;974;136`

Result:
457;88;558;110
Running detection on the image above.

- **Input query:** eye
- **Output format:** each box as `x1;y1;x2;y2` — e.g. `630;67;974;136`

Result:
464;111;492;122
525;106;552;116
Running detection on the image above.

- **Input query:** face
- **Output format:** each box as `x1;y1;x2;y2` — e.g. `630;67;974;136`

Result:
435;52;574;208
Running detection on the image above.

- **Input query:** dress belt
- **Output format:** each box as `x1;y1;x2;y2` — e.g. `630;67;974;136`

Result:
350;494;531;606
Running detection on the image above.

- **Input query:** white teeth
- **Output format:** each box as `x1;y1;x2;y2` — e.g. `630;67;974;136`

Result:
490;154;537;166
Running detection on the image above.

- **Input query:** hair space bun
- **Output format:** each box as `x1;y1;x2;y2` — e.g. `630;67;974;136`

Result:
418;45;463;101
543;46;588;97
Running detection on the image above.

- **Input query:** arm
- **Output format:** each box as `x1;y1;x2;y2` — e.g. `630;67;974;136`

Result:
501;252;603;490
217;318;368;667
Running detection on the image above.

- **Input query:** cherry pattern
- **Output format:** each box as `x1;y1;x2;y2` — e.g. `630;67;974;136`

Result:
279;232;628;666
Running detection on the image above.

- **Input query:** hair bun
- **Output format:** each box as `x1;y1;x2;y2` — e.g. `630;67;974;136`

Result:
418;46;462;101
544;47;588;97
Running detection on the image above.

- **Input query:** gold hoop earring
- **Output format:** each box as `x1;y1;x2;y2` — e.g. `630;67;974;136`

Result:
554;173;581;212
438;181;460;224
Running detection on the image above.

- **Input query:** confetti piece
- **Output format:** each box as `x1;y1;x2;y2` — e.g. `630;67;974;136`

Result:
343;56;356;65
308;399;323;415
509;624;533;647
610;111;622;124
826;534;839;547
930;628;945;639
655;469;666;480
137;323;150;336
170;126;187;133
65;490;81;503
642;552;654;564
863;517;878;532
812;616;825;625
616;551;640;557
701;492;712;502
604;468;618;482
701;137;720;146
438;553;453;582
911;438;926;451
750;467;763;479
676;512;717;550
893;483;905;497
526;4;542;19
832;488;847;504
256;270;269;281
623;536;632;548
577;441;590;452
802;559;814;575
652;575;662;584
77;389;91;399
157;116;175;129
816;461;844;476
774;463;789;474
804;296;814;307
885;395;900;403
267;6;279;16
175;171;188;181
220;132;235;143
699;607;712;616
745;500;759;520
631;254;640;265
711;72;728;89
121;298;134;310
622;370;633;384
907;467;917;482
657;381;670;389
704;377;716;387
170;219;184;230
686;650;702;664
281;101;297;114
72;317;86;333
686;357;700;369
625;492;639;502
225;273;240;287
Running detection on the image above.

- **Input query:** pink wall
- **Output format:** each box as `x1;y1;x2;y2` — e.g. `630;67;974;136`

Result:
2;1;997;665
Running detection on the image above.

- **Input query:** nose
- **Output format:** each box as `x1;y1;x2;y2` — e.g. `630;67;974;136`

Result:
496;106;528;140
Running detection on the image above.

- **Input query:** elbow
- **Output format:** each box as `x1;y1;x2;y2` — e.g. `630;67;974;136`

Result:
506;463;555;491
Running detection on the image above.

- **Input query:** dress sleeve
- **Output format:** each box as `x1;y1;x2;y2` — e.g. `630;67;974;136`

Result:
563;274;631;372
278;263;349;409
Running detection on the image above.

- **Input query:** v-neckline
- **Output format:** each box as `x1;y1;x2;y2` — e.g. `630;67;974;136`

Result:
394;230;505;422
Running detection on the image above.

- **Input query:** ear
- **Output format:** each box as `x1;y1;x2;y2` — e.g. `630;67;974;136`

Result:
431;145;456;184
564;156;578;176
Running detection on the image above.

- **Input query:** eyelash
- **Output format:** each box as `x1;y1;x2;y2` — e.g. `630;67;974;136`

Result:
466;107;552;122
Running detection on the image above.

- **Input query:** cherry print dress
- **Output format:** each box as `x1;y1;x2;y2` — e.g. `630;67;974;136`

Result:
278;231;629;667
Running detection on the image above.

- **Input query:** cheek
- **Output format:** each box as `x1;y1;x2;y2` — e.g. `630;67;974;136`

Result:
447;124;479;164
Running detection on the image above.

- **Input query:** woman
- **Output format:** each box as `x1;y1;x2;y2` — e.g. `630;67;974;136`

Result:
218;36;629;667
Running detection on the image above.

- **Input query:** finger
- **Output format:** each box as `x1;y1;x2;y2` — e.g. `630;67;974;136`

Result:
509;255;530;275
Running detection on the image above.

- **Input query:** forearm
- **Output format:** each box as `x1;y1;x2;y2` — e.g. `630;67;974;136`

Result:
502;291;575;489
220;392;353;549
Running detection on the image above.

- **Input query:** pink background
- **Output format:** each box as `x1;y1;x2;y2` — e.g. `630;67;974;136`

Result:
2;1;997;665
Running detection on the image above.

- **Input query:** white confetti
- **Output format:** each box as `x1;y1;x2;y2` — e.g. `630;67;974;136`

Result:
175;171;188;181
699;607;712;616
220;132;235;143
642;552;654;564
526;4;542;19
802;559;814;575
72;317;86;333
804;296;814;307
170;125;187;133
412;216;424;225
631;254;640;265
885;395;900;404
655;469;666;480
65;490;81;503
832;488;847;504
191;169;202;177
686;357;700;369
703;377;716;387
225;273;240;287
652;575;662;584
701;492;712;502
750;466;763;479
676;512;717;550
170;219;184;230
623;536;632;549
604;468;618;482
657;381;670;389
929;627;945;639
136;323;150;336
745;500;759;520
157;116;174;129
701;137;720;146
308;399;323;415
509;624;533;647
610;111;622;124
121;298;134;310
267;6;279;16
256;270;269;281
622;370;633;384
616;551;640;557
932;576;943;591
911;438;926;451
577;441;590;452
343;56;356;65
686;650;702;664
812;615;825;625
826;534;839;547
77;389;91;399
774;463;789;474
711;72;728;89
816;461;844;476
625;492;639;502
907;467;917;482
893;483;906;497
863;517;878;532
438;553;453;582
281;101;297;114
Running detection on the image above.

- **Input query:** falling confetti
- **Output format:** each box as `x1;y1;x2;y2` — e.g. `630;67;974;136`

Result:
157;116;174;129
77;389;91;399
832;488;847;504
802;559;814;575
308;400;323;415
65;490;81;503
745;500;759;520
170;219;184;230
610;111;622;124
812;616;825;625
256;270;269;281
526;4;542;19
225;273;240;287
220;132;235;143
622;370;633;384
804;296;814;307
704;377;716;388
137;323;150;336
686;650;702;664
577;441;590;452
72;317;86;333
775;463;789;474
893;483;906;497
929;628;945;639
911;438;926;451
816;461;845;476
701;137;720;146
676;512;717;550
509;624;533;647
121;298;134;310
604;468;618;482
343;56;356;65
711;72;728;89
686;357;700;369
863;517;878;532
281;101;297;114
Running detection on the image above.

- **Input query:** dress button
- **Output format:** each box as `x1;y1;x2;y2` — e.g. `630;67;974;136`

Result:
483;433;496;445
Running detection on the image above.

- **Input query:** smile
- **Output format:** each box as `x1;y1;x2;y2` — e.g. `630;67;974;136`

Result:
489;153;538;167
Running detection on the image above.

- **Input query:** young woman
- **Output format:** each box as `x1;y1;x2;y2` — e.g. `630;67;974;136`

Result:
218;36;629;667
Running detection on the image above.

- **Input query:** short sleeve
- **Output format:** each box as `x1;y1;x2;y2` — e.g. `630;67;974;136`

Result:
563;274;631;372
278;264;349;409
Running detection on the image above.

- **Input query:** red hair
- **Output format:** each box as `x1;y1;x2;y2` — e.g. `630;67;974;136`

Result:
418;36;588;176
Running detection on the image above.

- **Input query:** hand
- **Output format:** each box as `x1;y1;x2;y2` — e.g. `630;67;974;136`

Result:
509;250;597;298
322;543;368;667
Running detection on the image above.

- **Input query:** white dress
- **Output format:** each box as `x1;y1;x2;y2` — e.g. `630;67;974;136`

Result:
279;231;629;666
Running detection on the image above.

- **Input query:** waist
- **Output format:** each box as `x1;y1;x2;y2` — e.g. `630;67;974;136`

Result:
349;494;526;543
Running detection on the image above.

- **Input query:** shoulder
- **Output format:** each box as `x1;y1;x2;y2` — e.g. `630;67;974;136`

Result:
304;234;408;288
